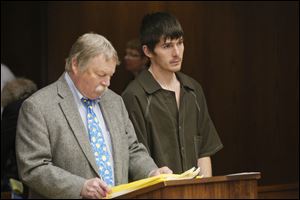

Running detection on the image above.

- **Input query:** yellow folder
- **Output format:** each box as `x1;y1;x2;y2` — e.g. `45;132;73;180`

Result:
106;167;202;198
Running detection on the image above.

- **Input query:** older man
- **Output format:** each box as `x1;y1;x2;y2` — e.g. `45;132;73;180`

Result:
16;33;171;199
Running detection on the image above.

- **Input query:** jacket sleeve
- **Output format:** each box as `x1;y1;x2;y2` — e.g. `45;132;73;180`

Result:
15;98;86;198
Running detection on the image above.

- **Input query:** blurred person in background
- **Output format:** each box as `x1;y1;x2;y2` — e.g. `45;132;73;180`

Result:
1;63;16;117
124;38;149;78
1;78;37;197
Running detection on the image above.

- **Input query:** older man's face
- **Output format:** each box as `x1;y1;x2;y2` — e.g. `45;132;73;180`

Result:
71;54;116;99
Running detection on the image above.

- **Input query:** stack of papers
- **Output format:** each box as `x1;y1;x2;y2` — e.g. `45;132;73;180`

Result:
106;167;202;198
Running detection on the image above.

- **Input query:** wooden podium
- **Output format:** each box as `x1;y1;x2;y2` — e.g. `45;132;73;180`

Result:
113;172;261;199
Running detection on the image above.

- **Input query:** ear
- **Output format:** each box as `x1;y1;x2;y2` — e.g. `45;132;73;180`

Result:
142;45;153;58
71;57;79;74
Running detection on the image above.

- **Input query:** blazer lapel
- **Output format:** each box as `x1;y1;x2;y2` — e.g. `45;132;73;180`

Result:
56;75;100;176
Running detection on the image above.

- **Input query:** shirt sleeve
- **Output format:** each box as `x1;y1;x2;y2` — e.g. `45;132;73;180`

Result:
194;82;223;158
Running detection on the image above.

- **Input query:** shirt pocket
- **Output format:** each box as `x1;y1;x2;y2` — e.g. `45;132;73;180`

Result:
194;135;203;158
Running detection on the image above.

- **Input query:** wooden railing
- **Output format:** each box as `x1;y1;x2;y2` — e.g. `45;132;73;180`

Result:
2;181;298;199
258;182;299;199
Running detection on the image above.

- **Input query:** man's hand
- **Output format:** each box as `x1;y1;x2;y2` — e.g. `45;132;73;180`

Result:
80;178;112;199
149;166;173;177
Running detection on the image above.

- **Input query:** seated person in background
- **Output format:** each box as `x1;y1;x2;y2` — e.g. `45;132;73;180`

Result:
15;32;172;199
124;38;149;77
1;78;37;194
1;63;16;117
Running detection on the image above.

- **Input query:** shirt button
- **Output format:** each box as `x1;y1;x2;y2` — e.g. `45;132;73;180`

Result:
181;147;184;153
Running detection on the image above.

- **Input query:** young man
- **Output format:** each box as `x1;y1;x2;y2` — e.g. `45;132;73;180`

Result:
122;12;223;177
15;33;172;199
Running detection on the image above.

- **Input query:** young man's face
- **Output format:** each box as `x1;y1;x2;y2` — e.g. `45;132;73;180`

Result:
150;37;184;72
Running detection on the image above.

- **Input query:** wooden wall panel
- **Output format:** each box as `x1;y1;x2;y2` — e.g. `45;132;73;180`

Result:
1;1;298;187
1;1;46;87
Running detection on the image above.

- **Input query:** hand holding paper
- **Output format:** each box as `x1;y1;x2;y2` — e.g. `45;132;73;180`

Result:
149;166;173;177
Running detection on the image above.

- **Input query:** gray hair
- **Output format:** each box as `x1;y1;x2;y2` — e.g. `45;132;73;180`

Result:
65;33;120;71
1;78;37;108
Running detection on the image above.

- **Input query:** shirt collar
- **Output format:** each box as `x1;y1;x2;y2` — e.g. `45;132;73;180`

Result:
136;69;196;94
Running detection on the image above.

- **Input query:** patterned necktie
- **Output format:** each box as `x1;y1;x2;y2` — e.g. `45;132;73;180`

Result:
81;98;114;186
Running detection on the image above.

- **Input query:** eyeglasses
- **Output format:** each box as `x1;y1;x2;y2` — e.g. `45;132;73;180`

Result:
125;53;142;59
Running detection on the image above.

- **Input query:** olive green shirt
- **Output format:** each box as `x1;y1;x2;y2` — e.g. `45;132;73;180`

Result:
122;70;223;173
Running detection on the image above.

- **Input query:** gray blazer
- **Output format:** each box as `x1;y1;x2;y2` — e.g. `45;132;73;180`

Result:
16;74;158;198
